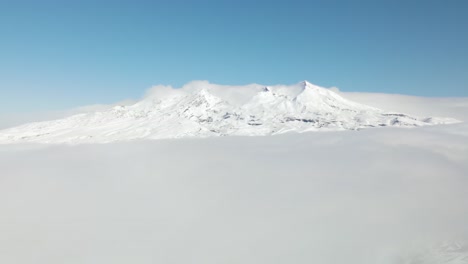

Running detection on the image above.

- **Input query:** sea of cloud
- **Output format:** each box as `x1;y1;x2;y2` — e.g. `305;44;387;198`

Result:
0;82;467;263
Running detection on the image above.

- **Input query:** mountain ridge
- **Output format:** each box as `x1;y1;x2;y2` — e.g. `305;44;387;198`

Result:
0;81;460;144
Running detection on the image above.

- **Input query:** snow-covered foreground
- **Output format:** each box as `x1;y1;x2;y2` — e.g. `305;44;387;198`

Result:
1;122;468;263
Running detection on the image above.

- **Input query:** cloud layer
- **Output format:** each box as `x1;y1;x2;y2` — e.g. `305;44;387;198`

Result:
0;82;467;263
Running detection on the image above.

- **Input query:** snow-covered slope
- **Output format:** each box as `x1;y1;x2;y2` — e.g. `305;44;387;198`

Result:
0;81;460;144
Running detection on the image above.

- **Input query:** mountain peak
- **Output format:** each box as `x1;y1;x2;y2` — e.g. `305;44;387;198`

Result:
196;88;212;96
189;88;225;108
300;80;312;88
299;80;330;92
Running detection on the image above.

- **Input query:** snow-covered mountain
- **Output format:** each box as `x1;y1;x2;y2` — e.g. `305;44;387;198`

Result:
0;81;460;144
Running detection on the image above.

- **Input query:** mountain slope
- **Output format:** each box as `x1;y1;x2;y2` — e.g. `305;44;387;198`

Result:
0;81;460;144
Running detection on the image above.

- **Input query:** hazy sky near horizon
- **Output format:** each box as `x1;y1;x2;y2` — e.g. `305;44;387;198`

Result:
1;0;467;112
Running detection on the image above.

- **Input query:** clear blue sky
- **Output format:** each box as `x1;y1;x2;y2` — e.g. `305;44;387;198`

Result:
1;0;467;112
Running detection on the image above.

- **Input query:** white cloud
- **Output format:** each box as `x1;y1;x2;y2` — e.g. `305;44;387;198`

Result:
340;91;468;122
1;125;467;263
0;99;137;130
329;86;340;93
0;82;467;263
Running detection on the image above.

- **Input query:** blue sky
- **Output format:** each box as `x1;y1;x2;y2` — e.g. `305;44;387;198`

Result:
0;0;467;112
